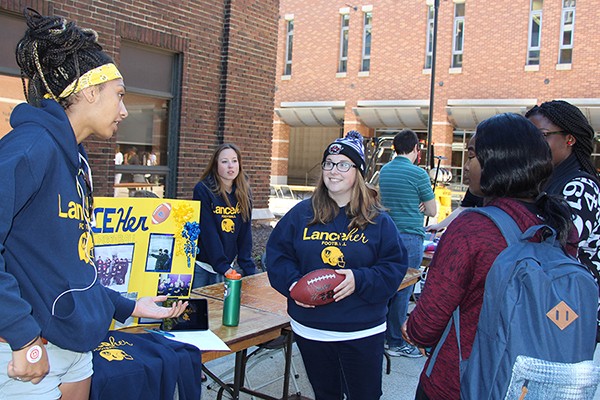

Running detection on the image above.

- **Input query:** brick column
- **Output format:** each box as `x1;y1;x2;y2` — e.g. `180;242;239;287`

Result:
343;107;374;139
431;121;454;169
271;120;290;184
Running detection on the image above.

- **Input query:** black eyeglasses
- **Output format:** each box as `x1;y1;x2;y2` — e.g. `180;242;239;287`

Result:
321;160;356;173
540;130;567;137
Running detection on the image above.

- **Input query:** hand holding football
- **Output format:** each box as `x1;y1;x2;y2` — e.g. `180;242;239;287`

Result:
290;268;345;306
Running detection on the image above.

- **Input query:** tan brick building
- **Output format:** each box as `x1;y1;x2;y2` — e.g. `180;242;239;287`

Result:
272;0;600;191
0;0;278;216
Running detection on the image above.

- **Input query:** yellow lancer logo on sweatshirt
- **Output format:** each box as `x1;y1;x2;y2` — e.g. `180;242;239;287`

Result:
57;194;87;222
95;336;134;362
302;227;368;246
321;246;346;268
221;218;235;233
57;194;95;264
214;203;240;216
78;231;94;264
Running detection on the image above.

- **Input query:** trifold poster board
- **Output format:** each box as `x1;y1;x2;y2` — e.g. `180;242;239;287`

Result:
91;197;201;327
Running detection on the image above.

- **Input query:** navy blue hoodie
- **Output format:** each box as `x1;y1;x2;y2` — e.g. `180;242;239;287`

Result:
267;199;407;332
0;100;135;352
193;176;256;275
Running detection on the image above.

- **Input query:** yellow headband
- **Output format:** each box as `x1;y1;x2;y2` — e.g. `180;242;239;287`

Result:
44;63;123;100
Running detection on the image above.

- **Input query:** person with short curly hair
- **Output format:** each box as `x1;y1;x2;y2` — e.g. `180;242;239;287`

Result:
0;9;186;399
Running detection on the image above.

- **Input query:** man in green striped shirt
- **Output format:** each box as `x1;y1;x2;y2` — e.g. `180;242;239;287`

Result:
379;129;436;358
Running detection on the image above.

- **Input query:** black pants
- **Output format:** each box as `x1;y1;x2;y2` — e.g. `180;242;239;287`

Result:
415;383;431;400
295;332;385;400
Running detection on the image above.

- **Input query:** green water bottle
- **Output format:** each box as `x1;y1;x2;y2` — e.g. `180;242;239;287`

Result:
222;271;242;326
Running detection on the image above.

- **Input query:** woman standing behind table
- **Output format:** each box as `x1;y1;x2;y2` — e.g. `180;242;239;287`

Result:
0;9;186;400
526;100;600;339
267;130;407;400
404;113;577;399
192;143;256;288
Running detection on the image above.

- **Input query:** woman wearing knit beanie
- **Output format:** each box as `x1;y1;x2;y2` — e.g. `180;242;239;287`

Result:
267;130;408;399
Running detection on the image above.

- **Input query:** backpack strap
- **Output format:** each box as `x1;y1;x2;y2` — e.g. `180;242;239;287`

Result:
468;206;560;247
426;206;520;378
426;308;461;377
465;206;522;245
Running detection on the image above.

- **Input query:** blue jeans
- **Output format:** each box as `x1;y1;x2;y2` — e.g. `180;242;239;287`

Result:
192;265;224;289
386;233;424;347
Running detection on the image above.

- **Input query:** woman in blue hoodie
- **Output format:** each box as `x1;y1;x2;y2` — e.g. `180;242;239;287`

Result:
0;9;186;399
192;143;256;288
267;131;407;400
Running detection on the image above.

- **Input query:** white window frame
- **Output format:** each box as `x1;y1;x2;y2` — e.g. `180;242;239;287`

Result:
284;17;294;76
527;0;543;66
424;5;434;69
451;2;465;68
338;12;350;73
558;0;576;64
361;11;372;72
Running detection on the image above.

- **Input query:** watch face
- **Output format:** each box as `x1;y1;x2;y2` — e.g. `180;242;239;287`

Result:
161;298;208;331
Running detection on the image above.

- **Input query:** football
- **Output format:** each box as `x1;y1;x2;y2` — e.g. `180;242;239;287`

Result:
290;268;345;306
152;202;172;225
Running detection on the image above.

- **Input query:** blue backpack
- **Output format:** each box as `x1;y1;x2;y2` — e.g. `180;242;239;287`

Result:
426;206;598;400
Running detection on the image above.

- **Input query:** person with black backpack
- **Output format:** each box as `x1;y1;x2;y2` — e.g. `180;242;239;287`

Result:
402;113;594;400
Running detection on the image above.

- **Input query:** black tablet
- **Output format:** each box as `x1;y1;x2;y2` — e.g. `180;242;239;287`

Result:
160;298;209;331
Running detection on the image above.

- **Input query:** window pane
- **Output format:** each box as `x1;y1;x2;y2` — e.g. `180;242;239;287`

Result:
284;20;294;75
453;54;463;68
115;93;169;195
362;58;370;72
120;42;173;94
562;29;573;46
559;48;572;64
532;0;543;11
342;14;349;27
531;16;541;47
564;10;574;25
0;75;26;139
528;50;540;65
339;14;349;73
424;6;434;69
455;20;464;52
287;34;294;58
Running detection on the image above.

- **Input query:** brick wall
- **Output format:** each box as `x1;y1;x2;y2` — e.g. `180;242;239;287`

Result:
274;0;600;171
1;0;278;210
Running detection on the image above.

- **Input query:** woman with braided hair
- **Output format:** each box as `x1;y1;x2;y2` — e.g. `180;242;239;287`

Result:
0;9;186;399
526;100;600;340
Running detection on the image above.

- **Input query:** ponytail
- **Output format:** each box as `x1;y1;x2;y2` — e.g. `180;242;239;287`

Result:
533;192;573;247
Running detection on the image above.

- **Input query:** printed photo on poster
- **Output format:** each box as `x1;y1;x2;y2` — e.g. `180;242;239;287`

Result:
94;244;134;293
157;273;193;297
146;233;174;272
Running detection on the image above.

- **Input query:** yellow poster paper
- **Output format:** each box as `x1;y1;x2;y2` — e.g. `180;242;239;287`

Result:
91;197;201;327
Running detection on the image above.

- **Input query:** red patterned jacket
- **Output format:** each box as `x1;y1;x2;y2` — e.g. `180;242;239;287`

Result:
406;197;577;400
